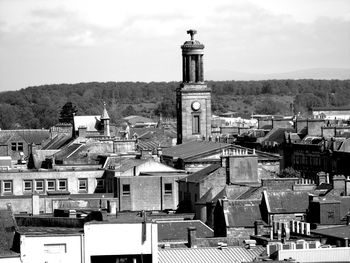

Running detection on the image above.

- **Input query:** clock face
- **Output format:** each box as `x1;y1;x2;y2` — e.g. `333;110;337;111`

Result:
192;101;201;111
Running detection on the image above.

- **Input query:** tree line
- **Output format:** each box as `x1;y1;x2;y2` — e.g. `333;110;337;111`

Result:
0;79;349;129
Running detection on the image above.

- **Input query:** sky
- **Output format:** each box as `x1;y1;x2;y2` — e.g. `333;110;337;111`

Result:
0;0;349;91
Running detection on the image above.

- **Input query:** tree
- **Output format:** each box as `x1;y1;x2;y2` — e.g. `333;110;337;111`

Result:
59;102;77;124
122;105;137;117
279;167;301;178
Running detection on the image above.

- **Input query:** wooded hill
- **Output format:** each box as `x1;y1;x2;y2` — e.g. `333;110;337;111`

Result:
0;79;350;129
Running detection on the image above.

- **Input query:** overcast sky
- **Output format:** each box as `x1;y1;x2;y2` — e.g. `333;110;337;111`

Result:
0;0;349;91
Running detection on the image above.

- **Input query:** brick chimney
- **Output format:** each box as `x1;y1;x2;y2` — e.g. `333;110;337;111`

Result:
345;176;350;196
187;227;197;248
333;175;346;194
317;171;327;185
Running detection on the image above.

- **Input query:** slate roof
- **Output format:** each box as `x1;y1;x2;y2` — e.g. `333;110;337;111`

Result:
18;226;83;236
311;225;350;239
263;190;309;214
157;220;214;242
53;143;83;160
0;209;18;257
182;164;221;183
158;246;265;263
123;115;156;126
104;157;148;172
0;129;50;144
162;141;231;160
260;128;295;145
225;200;262;227
42;134;72;150
134;128;176;149
162;141;280;162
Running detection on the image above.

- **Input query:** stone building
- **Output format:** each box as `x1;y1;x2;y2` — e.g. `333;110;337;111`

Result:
176;30;211;144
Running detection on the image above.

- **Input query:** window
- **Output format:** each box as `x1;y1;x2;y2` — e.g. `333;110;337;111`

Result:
35;180;44;192
11;143;17;151
58;179;67;191
192;115;200;134
78;179;88;192
11;142;24;152
24;180;33;192
3;180;13;194
17;142;23;151
164;183;173;195
96;179;104;190
122;184;130;196
44;244;66;254
47;180;56;191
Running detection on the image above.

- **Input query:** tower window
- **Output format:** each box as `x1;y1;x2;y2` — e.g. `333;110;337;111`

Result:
192;115;200;134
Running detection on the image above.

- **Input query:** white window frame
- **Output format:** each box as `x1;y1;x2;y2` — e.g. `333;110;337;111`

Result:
24;180;33;192
47;180;56;191
58;179;67;191
78;179;88;192
35;180;44;192
164;183;173;195
3;180;13;194
122;184;130;196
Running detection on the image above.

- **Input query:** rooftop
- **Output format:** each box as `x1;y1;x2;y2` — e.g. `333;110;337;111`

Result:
158;246;264;263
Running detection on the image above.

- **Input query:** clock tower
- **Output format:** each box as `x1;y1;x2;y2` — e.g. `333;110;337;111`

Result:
177;29;212;144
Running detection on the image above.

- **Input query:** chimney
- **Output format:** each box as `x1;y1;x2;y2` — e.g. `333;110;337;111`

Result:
345;176;350;196
344;238;349;247
317;171;327;185
78;126;87;137
346;215;350;226
254;220;264;236
222;196;229;211
187;227;197;248
333;175;346;194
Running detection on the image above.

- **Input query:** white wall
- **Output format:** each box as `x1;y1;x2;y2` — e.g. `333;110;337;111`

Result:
278;247;350;262
20;234;83;263
0;257;21;263
84;222;158;263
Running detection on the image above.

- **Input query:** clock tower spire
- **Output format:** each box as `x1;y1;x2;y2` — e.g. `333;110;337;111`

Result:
177;30;212;144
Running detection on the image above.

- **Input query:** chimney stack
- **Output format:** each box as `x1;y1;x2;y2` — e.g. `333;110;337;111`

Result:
188;227;197;248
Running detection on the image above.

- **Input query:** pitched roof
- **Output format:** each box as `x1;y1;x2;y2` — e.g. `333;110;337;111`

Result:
224;200;262;227
100;105;110;120
105;157;148;172
123;115;156;125
311;225;350;239
73;115;101;132
162;141;231;160
0;129;50;144
162;141;280;162
157;220;214;242
260;128;295;145
42;134;72;150
183;164;221;183
158;246;265;263
263;190;309;214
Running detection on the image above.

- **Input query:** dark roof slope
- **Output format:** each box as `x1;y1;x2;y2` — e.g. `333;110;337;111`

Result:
157;220;213;242
162;141;231;160
182;163;221;183
264;190;309;213
0;129;50;144
225;200;262;227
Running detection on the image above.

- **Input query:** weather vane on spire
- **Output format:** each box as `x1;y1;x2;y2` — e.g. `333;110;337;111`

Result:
187;29;197;40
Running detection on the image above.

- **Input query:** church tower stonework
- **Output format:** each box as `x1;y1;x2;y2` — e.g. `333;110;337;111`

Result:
177;29;212;144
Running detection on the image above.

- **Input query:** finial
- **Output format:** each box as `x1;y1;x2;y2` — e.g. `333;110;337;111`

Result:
187;29;197;40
